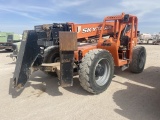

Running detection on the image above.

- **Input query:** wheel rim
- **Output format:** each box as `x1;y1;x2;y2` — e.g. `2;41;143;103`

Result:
94;58;111;86
139;51;145;68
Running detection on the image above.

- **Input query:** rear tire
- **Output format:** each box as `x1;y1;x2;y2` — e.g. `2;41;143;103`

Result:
129;46;146;73
43;46;59;76
79;49;114;94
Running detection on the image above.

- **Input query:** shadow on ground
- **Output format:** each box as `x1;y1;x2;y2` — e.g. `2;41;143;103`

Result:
9;70;90;98
9;66;160;119
113;66;160;120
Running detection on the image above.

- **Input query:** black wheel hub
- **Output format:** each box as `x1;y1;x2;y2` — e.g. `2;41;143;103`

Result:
95;64;105;77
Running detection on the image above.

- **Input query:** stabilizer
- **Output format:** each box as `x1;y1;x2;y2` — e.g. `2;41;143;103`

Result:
13;30;40;89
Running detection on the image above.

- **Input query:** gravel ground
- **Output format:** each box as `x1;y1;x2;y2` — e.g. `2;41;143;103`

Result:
0;44;160;120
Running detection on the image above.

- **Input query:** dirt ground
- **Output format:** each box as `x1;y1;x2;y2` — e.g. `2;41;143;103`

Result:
0;44;160;120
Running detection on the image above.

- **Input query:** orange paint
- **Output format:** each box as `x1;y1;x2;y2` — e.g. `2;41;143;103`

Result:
71;13;138;67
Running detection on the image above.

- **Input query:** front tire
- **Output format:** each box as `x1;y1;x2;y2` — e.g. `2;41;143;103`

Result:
79;49;114;94
129;46;146;73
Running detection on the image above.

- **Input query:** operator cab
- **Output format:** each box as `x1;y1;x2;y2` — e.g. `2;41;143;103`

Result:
119;24;131;50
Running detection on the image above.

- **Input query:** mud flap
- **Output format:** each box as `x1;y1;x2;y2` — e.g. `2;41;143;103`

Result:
13;30;40;89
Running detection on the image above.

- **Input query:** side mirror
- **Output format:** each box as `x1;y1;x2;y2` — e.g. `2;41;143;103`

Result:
123;14;129;22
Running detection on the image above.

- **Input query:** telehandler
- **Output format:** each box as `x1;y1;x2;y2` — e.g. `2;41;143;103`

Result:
13;13;146;94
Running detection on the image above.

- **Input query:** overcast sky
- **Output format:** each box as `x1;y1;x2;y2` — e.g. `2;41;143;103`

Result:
0;0;159;34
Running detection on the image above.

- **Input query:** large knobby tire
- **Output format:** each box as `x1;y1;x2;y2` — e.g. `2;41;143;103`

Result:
79;49;114;94
129;46;146;73
43;46;59;76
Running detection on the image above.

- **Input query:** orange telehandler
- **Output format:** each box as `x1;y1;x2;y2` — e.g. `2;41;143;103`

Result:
13;13;146;94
